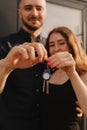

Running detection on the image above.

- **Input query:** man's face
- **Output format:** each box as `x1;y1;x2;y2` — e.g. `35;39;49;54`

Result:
18;0;46;31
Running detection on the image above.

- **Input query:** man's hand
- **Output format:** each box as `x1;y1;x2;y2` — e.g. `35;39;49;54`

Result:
3;42;48;71
76;101;83;117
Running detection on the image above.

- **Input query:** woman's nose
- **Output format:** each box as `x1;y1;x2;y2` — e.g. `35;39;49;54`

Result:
54;44;59;51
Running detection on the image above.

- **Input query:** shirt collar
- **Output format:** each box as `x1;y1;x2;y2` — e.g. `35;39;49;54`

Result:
19;28;31;39
19;27;46;44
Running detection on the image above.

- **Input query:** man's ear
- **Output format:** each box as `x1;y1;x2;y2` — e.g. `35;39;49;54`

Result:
18;9;22;18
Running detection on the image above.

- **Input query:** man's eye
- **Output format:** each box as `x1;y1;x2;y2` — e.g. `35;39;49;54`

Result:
24;5;32;11
36;6;43;11
24;7;32;11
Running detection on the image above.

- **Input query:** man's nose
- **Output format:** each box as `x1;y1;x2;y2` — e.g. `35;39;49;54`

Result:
32;8;38;16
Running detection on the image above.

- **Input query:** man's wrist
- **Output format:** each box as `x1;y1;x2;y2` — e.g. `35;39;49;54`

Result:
0;58;13;74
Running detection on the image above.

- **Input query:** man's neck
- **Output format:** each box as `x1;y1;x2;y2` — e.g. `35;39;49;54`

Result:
23;26;41;42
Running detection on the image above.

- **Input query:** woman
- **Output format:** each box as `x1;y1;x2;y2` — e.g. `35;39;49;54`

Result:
41;26;87;130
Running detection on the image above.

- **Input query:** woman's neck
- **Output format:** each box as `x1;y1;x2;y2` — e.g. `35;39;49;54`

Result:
49;69;69;85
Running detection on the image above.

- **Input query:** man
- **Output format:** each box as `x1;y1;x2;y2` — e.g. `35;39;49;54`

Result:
0;0;47;130
0;0;83;130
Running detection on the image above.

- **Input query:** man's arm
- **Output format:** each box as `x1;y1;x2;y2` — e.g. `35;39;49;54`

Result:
0;42;47;93
0;59;12;93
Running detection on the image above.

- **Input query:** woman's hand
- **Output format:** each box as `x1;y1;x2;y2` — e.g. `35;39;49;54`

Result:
47;51;76;77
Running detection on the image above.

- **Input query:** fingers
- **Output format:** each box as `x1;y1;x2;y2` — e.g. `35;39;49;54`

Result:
77;113;83;118
47;51;75;68
19;44;36;60
75;101;83;117
4;45;30;70
5;42;48;70
12;42;47;61
27;42;48;61
76;107;83;117
11;45;30;59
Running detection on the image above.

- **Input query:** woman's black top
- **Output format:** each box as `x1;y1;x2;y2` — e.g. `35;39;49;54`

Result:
41;80;82;130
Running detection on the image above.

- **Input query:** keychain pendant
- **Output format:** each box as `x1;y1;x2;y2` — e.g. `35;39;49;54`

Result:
42;69;51;80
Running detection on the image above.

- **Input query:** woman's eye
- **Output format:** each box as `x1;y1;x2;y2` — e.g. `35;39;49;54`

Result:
49;44;55;47
59;42;65;45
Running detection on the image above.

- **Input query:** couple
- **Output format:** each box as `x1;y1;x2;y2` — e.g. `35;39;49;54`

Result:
0;0;87;130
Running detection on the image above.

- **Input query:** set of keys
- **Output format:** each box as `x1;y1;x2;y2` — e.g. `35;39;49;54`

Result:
42;61;57;94
42;61;51;80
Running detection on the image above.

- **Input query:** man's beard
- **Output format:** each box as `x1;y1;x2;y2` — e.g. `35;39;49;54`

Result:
22;20;41;31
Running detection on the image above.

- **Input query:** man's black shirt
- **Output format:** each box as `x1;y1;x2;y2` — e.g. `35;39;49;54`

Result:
0;28;46;130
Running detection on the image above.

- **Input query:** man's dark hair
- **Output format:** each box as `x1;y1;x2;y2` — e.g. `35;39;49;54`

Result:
18;0;21;4
18;0;21;8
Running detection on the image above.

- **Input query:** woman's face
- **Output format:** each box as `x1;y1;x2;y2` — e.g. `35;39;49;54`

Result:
49;32;70;55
